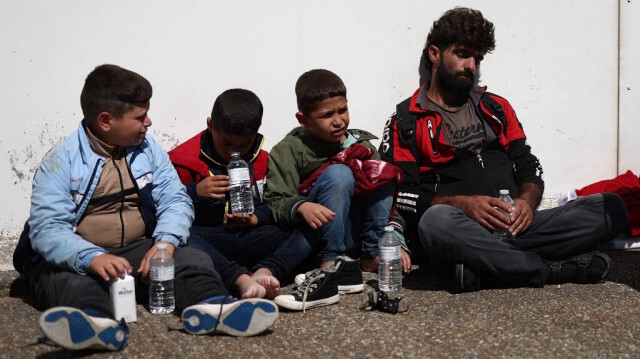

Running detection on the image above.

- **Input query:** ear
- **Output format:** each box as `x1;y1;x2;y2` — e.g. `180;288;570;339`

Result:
96;112;113;132
206;117;213;132
295;112;308;128
428;45;441;67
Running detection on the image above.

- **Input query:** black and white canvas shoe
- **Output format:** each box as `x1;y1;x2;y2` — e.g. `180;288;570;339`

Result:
274;271;339;312
294;256;364;294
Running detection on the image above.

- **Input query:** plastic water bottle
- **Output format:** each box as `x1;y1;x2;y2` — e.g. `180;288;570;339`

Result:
149;243;175;314
494;189;516;242
378;226;402;292
227;152;254;215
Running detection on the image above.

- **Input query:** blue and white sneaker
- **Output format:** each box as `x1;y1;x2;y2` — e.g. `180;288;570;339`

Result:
181;297;279;337
38;307;129;351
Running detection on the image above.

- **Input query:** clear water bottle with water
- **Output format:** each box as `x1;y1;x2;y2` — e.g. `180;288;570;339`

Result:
227;152;254;215
378;226;402;292
149;243;175;314
494;189;516;242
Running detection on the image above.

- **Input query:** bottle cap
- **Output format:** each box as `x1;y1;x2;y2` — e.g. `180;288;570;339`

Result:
384;225;394;232
499;189;509;195
157;243;167;250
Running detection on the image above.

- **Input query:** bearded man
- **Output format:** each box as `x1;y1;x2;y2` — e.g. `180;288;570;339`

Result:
379;7;627;291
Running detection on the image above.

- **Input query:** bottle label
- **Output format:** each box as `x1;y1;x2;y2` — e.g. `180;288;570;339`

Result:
379;246;401;260
150;266;174;281
228;168;250;184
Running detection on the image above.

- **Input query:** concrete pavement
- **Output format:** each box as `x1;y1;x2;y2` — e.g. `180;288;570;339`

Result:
1;249;639;358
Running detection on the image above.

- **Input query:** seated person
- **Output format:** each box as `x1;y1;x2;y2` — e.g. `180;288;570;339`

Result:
13;65;278;352
264;69;411;308
169;88;312;300
379;7;628;291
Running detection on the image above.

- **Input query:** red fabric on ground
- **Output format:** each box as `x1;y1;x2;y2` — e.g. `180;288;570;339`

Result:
575;170;640;236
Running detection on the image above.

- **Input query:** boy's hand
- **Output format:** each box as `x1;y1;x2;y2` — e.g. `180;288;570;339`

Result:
90;254;132;282
401;249;412;273
196;175;229;200
227;214;259;229
138;241;175;285
297;202;335;229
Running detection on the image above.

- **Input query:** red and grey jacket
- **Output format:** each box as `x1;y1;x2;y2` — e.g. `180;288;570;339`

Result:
379;84;544;225
169;130;270;227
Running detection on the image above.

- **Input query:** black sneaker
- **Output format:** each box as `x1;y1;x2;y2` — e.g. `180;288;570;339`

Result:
454;263;479;292
546;251;611;284
274;271;340;311
294;257;364;294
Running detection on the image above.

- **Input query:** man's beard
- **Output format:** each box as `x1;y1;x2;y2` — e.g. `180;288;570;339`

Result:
436;61;476;95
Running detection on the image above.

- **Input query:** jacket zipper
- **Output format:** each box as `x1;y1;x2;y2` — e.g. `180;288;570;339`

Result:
125;155;149;235
112;151;126;247
427;120;437;155
476;153;485;169
75;160;103;225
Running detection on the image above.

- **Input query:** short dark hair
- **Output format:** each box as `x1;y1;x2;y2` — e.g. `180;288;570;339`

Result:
210;89;263;135
80;64;152;125
295;69;347;114
423;7;496;71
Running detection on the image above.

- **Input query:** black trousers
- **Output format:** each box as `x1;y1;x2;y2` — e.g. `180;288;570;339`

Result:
418;193;628;287
26;238;227;318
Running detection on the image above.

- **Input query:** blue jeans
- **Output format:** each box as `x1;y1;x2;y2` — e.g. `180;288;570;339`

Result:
303;164;395;264
188;224;312;292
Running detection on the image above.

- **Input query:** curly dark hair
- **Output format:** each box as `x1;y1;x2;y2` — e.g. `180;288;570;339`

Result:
423;7;496;71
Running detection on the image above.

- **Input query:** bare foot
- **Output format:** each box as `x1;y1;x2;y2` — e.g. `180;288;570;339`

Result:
361;257;379;272
319;261;335;269
252;268;280;300
236;274;266;299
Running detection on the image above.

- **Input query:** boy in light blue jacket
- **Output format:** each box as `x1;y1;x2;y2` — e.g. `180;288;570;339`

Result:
13;64;278;351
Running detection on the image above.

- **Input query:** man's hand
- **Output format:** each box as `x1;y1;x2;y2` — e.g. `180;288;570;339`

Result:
138;241;175;284
90;254;132;282
510;198;534;236
510;183;542;236
297;202;335;229
434;195;512;232
196;175;229;200
227;213;259;229
401;249;411;273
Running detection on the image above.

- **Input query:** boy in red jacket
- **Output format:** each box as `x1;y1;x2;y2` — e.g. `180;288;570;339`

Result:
169;89;311;299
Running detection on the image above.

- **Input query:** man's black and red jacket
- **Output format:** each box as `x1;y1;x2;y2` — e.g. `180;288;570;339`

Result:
379;84;544;229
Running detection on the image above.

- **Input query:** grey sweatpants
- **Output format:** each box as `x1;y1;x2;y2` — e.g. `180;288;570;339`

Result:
26;238;227;317
418;193;628;287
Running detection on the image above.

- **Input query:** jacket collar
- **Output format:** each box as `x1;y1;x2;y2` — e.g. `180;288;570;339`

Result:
199;131;264;168
412;83;487;113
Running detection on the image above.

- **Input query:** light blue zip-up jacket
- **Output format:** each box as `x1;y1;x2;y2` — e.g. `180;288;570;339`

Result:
26;122;194;275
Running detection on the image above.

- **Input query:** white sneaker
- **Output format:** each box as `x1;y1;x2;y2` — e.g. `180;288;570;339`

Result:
182;297;279;337
39;307;129;351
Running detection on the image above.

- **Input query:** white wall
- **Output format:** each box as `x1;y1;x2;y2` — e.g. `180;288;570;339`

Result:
619;0;640;173
0;1;629;254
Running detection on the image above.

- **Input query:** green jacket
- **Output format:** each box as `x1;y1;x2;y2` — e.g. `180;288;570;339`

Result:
265;127;407;251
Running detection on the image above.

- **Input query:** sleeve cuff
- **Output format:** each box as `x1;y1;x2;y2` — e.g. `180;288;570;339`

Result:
393;230;410;255
76;249;107;275
290;200;307;223
156;235;182;249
